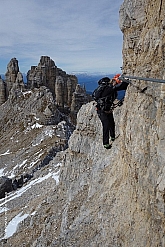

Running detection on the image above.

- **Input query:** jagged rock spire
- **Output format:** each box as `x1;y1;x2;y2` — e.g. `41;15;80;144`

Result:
27;56;90;121
55;76;65;108
0;77;6;105
9;72;25;99
27;56;57;96
0;56;91;125
5;58;19;98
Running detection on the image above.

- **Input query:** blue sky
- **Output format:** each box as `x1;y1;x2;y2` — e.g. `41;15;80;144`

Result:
0;0;123;75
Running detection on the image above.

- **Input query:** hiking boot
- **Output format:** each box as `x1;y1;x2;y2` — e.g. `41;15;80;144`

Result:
104;144;112;149
111;137;115;141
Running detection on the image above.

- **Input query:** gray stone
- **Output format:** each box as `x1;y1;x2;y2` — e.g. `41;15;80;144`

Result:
0;77;6;105
1;1;164;246
0;176;13;199
27;56;90;124
5;57;19;99
27;56;56;96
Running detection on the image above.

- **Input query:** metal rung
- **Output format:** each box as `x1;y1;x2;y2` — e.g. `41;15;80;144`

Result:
120;75;165;84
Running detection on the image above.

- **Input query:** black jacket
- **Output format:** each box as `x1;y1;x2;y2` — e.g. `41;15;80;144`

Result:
93;80;129;99
92;80;129;112
113;80;129;91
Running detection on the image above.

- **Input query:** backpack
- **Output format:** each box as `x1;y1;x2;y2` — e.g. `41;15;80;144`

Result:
92;84;106;100
92;84;117;112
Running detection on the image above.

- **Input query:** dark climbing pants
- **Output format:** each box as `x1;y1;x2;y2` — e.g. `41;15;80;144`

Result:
97;110;115;145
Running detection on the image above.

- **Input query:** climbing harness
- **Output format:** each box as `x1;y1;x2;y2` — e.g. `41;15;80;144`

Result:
94;73;165;113
112;97;124;109
103;97;125;113
96;93;117;112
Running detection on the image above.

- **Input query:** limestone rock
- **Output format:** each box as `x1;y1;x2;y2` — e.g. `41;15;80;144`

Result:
119;0;146;31
66;75;78;106
0;55;90;129
5;58;19;99
67;77;73;106
27;56;56;96
27;55;77;104
0;58;26;105
119;0;165;78
1;1;165;245
0;77;6;105
55;76;65;108
71;84;89;114
9;72;25;99
27;56;90;122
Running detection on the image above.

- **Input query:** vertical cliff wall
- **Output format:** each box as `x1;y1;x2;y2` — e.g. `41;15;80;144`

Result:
0;76;6;105
4;58;20;100
120;0;165;79
0;0;165;246
51;0;165;246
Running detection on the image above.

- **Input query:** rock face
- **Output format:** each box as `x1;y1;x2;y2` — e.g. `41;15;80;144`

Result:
119;0;165;79
9;72;26;100
70;84;89;124
0;177;13;199
27;56;57;96
5;58;19;99
0;56;90;201
0;58;25;103
27;56;90;120
0;76;6;105
0;56;90;124
0;1;165;246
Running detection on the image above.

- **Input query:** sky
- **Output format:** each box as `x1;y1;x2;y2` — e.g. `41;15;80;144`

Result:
0;0;124;75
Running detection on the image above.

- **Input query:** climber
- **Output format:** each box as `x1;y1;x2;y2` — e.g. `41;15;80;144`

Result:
92;76;129;149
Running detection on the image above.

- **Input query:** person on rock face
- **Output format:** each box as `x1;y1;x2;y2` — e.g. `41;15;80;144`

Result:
92;75;129;149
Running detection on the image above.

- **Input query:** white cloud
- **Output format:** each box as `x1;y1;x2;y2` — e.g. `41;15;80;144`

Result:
0;0;123;74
